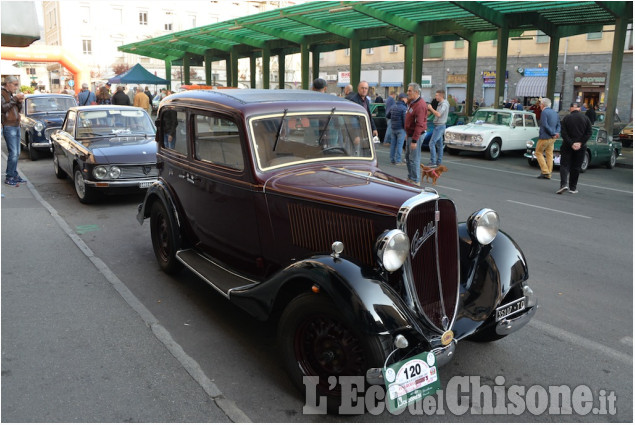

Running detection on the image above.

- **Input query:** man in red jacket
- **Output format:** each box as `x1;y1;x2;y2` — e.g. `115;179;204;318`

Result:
404;82;428;186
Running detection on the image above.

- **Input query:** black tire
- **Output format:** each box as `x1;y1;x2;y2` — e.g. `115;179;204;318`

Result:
150;201;183;274
580;151;590;173
74;167;96;204
53;154;67;179
484;139;501;160
606;150;617;169
26;135;39;161
447;147;460;156
528;158;538;167
278;293;390;414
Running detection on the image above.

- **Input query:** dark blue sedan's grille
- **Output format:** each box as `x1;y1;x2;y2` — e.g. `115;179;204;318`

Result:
119;164;158;179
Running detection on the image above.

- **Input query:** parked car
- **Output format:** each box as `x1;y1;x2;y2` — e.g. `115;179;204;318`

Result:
421;107;467;150
618;121;632;147
525;126;621;172
136;89;536;411
20;94;77;160
51;105;158;203
444;108;539;160
594;111;628;139
369;102;387;141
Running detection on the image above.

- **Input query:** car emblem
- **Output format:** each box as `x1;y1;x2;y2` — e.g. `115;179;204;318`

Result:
142;165;151;175
441;330;454;346
410;221;436;258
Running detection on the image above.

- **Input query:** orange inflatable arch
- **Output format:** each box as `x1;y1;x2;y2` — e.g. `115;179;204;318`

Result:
1;45;89;94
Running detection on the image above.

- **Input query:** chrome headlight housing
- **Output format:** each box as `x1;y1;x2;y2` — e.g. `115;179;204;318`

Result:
471;134;483;144
108;166;121;179
34;121;45;132
376;229;410;272
93;165;108;180
445;132;455;141
467;208;499;245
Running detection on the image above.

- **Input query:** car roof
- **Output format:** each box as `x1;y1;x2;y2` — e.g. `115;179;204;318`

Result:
68;105;147;112
476;108;533;114
25;93;75;99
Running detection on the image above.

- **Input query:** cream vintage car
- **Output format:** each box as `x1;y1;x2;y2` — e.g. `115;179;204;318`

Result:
444;108;540;160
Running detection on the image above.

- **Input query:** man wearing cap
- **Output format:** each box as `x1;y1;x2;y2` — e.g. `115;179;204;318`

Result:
311;78;327;93
77;83;96;106
557;102;592;194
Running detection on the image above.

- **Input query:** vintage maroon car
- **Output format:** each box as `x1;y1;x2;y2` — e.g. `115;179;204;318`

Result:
137;89;536;411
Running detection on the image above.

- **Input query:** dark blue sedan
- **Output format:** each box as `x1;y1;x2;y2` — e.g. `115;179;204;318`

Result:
20;94;77;160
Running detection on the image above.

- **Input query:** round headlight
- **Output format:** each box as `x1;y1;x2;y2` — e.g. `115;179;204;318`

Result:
108;166;121;179
526;140;535;148
468;208;499;245
93;166;108;180
34;121;44;132
376;229;410;272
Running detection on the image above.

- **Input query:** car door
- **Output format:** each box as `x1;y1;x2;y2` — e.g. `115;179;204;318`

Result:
506;113;530;150
592;128;609;163
53;110;78;175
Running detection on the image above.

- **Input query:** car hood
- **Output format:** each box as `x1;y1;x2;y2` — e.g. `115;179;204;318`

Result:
263;164;427;216
446;123;503;134
85;137;158;164
29;113;66;126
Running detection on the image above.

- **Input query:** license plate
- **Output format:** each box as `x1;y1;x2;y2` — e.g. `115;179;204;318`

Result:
554;154;561;165
496;297;526;321
139;181;153;188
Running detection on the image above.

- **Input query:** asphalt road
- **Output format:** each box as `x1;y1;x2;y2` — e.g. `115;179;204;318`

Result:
2;144;632;422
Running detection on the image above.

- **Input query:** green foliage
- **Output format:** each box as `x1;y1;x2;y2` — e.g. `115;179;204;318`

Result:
20;85;35;94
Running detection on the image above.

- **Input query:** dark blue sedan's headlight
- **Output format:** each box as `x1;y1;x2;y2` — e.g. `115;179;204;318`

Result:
34;121;44;132
93;165;121;180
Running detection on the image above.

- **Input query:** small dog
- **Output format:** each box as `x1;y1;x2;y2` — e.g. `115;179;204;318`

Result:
420;164;448;185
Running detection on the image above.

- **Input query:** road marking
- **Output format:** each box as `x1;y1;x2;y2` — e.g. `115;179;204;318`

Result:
433;184;462;191
530;320;632;366
507;200;592;219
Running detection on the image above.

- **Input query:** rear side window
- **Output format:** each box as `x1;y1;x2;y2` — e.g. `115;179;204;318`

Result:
524;115;536;127
64;111;76;136
193;114;243;171
161;109;188;155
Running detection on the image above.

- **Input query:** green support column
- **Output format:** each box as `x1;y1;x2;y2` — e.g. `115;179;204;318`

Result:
262;48;270;89
403;36;413;85
413;33;424;86
605;16;627;136
183;55;191;85
494;27;509;108
466;38;478;116
350;37;361;89
165;60;172;91
546;35;560;100
278;53;285;89
230;49;239;88
225;58;230;86
312;49;320;81
205;54;212;86
301;42;309;90
250;55;256;89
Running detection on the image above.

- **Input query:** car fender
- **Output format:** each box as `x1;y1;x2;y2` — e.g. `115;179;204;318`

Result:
137;179;183;231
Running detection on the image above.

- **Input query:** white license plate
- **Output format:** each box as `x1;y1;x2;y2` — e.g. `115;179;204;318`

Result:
496;298;526;321
554;154;561;165
139;181;153;189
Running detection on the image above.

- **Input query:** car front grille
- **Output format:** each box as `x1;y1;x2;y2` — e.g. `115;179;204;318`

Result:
119;164;159;179
400;195;459;332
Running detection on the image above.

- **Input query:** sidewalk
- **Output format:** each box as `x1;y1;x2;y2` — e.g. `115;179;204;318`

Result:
1;153;243;422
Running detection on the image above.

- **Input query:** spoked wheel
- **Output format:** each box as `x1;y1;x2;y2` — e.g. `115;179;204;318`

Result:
279;294;389;413
150;201;183;274
74;167;96;204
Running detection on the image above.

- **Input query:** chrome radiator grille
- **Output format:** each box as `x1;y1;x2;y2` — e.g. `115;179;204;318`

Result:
288;203;375;265
119;164;159;179
403;197;459;331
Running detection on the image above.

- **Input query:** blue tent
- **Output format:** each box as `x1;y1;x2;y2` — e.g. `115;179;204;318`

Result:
108;63;169;85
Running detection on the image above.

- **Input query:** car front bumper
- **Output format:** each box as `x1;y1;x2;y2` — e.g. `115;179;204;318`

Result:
445;141;487;152
84;178;158;189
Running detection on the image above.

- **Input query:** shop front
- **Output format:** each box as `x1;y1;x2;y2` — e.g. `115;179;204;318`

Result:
573;72;606;109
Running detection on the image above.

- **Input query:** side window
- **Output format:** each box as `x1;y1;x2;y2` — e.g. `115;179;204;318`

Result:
64;111;76;136
514;114;524;127
194;114;243;170
597;130;607;144
524;115;536;127
161;109;188;155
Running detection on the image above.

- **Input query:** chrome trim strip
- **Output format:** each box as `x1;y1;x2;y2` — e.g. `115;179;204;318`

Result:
83;178;158;188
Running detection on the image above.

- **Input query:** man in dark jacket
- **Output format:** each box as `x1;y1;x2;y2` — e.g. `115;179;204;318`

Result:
386;92;408;165
404;82;428;186
557;102;592;194
347;81;378;138
1;76;26;185
111;85;131;105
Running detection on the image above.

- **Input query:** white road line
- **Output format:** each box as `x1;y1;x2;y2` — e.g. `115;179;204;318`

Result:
433;184;462;191
507;200;592;219
530;320;632;366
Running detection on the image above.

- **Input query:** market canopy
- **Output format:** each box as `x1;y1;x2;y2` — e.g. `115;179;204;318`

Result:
516;76;548;97
108;63;169;85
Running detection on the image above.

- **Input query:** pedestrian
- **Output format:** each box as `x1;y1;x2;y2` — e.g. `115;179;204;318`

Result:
386;92;407;165
585;103;597;124
427;89;450;166
1;76;27;185
96;86;112;105
529;98;542;122
144;86;153;103
534;98;560;180
77;83;96;106
404;82;429;186
383;90;396;145
127;86;136;105
343;84;353;100
111;85;131;105
311;77;327;93
133;85;150;113
374;94;383;103
557;102;592;194
347;81;378;139
447;94;457;112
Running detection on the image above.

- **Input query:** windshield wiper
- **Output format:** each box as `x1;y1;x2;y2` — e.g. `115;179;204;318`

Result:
273;108;288;152
317;107;336;146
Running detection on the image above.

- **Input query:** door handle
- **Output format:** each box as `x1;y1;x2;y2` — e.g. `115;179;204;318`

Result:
187;175;201;184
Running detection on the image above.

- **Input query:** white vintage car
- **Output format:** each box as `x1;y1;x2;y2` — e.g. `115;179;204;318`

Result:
444;108;540;160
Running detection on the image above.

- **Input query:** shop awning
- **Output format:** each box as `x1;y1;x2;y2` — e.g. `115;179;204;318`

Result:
516;76;547;97
381;82;403;87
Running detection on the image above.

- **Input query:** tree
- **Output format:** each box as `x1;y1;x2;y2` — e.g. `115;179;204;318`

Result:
112;63;130;76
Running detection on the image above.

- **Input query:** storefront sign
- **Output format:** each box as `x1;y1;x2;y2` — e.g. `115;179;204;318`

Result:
447;74;467;84
483;70;509;86
338;71;350;84
573;72;606;86
524;68;549;77
421;75;432;87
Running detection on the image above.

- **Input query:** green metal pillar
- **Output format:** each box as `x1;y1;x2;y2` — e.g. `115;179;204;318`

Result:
413;33;424;86
225;58;230;86
278;53;285;89
494;27;509;108
204;53;212;86
262;48;270;89
230;49;238;88
546;35;560;101
312;49;320;81
403;36;413;85
165;60;172;91
466;38;478;116
250;55;256;89
301;42;309;90
350;37;361;89
605;16;627;136
183;55;191;85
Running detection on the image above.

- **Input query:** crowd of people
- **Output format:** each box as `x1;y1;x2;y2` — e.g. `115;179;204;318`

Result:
72;83;171;116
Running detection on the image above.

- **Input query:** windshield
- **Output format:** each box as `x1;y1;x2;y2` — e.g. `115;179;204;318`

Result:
472;110;512;126
250;112;373;170
76;109;155;138
26;97;76;114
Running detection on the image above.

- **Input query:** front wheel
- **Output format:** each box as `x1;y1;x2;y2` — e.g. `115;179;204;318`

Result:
580;151;590;173
74;167;96;204
278;294;390;413
150;201;183;274
528;158;538;167
606;150;617;169
26;135;39;161
484;139;501;160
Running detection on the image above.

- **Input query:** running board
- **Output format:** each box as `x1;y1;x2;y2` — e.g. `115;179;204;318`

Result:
176;249;259;298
